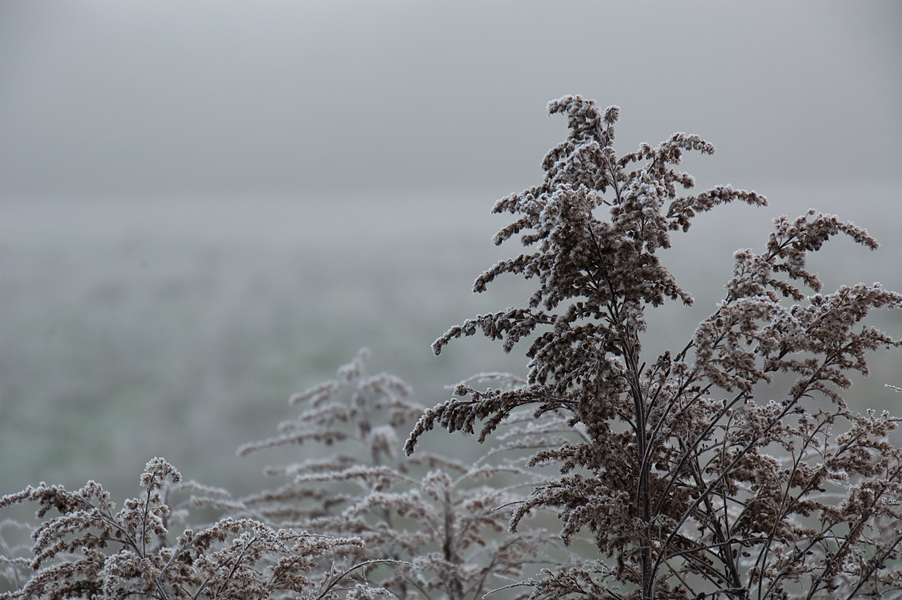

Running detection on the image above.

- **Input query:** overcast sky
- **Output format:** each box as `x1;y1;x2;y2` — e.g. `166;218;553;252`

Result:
1;0;900;198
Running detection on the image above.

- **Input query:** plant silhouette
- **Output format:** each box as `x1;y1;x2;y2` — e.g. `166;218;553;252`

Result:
407;95;902;600
3;96;901;600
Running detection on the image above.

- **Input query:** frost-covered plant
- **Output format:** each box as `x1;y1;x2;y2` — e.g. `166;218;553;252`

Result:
0;458;381;600
406;96;902;600
237;350;553;600
0;520;30;594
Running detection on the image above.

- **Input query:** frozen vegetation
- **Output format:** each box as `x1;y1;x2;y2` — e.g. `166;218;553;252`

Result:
2;97;902;599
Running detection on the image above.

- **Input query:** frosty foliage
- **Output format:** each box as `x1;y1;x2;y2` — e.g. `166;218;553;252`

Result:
236;350;555;600
2;95;901;600
0;458;379;600
407;96;902;599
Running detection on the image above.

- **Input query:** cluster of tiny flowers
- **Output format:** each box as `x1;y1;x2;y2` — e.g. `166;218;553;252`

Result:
0;458;373;600
234;350;557;600
410;95;902;600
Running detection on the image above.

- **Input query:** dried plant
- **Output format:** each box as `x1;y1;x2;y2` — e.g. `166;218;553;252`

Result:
2;96;900;600
0;458;384;600
0;520;31;594
236;350;554;600
406;96;902;599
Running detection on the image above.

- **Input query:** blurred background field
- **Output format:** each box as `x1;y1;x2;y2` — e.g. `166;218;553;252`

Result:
1;1;901;501
0;190;537;498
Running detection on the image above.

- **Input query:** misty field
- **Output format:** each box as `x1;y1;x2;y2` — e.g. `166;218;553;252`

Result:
1;184;900;501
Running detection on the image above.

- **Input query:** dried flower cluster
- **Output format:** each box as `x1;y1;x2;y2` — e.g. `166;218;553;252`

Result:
407;96;902;599
0;458;381;600
0;353;563;600
2;96;901;600
235;350;554;600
